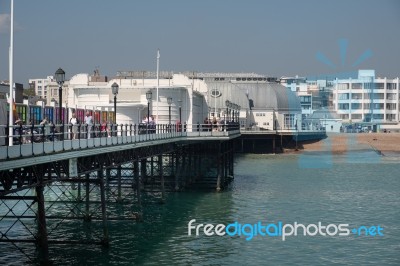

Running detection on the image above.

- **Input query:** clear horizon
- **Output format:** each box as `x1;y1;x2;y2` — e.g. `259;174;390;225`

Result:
0;0;399;87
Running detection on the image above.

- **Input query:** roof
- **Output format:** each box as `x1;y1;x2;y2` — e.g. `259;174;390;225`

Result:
204;81;301;113
306;109;341;120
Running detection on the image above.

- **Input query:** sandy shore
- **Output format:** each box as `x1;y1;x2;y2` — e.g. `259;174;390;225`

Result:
298;133;400;154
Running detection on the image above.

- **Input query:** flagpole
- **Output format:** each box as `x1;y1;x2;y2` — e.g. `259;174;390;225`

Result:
156;49;160;123
8;0;14;146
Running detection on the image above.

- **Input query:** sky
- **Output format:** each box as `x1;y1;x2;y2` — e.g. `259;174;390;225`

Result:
0;0;399;86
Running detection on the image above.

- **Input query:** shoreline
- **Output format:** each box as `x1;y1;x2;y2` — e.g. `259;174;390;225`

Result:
288;133;400;155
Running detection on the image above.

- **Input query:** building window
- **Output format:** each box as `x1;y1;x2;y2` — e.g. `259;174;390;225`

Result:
386;114;396;121
387;93;396;100
351;93;362;99
351;114;362;119
284;114;295;129
387;83;396;90
386;103;396;110
338;93;349;100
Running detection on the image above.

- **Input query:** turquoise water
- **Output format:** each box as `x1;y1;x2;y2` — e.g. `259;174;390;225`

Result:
2;152;400;265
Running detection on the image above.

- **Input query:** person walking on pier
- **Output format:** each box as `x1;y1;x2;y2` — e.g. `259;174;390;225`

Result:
70;112;79;139
84;111;93;139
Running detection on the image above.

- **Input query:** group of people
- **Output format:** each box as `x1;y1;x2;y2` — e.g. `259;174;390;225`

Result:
140;115;157;134
69;111;111;139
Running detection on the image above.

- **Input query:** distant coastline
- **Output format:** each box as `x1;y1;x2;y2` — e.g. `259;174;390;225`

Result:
289;133;400;155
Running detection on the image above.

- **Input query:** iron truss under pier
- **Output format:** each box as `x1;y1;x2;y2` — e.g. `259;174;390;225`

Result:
0;132;238;265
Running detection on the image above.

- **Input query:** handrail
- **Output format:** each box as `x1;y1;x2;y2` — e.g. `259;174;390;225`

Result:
0;123;240;160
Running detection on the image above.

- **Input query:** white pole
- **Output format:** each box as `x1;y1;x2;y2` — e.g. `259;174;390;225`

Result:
156;49;160;123
8;0;14;146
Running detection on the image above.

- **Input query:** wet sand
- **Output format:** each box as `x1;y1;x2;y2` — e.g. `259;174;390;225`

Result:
298;133;400;154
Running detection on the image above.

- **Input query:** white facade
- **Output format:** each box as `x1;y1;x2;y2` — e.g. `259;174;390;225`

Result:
29;76;54;99
64;73;208;126
280;76;313;120
332;70;400;127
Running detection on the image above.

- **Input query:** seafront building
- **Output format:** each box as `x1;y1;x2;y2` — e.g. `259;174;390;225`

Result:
28;76;55;100
332;70;400;131
40;71;302;132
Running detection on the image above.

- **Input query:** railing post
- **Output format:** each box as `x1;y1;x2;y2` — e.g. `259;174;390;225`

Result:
31;123;35;144
52;123;56;142
18;123;22;144
5;125;9;146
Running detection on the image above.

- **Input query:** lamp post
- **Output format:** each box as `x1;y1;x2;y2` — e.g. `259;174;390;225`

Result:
111;82;119;136
167;97;172;131
178;99;182;132
228;102;233;122
146;90;152;133
111;82;119;124
225;100;230;122
238;105;241;125
55;67;65;140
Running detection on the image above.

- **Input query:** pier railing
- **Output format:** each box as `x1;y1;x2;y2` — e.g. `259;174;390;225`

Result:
0;122;240;160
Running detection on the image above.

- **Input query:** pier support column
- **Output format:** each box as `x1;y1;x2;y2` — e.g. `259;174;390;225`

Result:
106;168;111;191
174;152;180;191
117;165;122;203
158;155;165;203
134;159;141;206
216;158;221;192
229;147;234;177
99;176;109;246
77;180;82;201
36;184;50;264
216;144;222;192
150;157;154;179
273;137;276;153
140;159;147;189
188;151;193;185
84;173;90;222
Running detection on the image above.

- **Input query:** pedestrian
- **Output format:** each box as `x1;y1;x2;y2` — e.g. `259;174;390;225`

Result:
70;112;79;139
84;111;93;139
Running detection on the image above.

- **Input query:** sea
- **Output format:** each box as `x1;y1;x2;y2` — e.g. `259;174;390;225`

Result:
1;151;399;265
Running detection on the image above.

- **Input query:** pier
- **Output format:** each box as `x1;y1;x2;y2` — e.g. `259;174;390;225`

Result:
0;124;239;264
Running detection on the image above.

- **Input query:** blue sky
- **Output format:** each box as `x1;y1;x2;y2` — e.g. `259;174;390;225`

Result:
0;0;399;85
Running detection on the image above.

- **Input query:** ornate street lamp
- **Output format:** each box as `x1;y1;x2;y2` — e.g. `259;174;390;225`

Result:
146;90;152;132
111;82;119;124
167;97;172;129
55;67;65;140
225;100;230;121
178;99;182;132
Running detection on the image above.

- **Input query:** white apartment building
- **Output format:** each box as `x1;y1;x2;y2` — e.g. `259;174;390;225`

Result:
333;70;400;130
280;76;313;120
29;76;54;99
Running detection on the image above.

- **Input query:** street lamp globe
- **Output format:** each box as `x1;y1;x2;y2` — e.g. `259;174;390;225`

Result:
55;68;65;84
111;82;119;95
146;90;153;101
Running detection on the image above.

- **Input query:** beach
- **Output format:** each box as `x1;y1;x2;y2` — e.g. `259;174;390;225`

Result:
298;133;400;154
